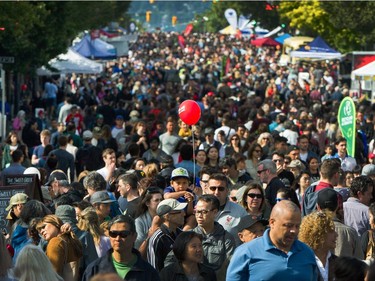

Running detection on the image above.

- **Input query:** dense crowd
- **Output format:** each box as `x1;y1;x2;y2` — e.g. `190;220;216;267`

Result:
2;31;375;281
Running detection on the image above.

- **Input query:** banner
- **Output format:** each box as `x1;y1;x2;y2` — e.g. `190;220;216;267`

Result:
224;9;238;31
184;23;193;36
178;35;185;49
338;97;356;157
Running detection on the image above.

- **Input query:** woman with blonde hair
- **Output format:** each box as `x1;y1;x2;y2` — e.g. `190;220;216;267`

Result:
143;162;159;178
13;244;63;281
257;132;274;158
299;210;338;281
37;215;82;280
240;182;271;220
77;207;111;258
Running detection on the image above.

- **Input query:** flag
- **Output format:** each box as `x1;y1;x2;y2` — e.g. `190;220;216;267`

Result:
224;9;238;31
178;35;185;49
338;97;356;157
184;23;193;36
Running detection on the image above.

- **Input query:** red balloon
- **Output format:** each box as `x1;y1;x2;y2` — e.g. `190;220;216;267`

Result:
178;100;201;126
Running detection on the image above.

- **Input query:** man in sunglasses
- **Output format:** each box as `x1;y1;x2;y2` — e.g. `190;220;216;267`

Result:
82;215;159;281
206;173;248;246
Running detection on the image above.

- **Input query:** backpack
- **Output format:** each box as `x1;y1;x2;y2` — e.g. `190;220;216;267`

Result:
301;182;319;217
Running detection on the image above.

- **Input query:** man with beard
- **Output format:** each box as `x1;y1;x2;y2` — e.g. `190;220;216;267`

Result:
227;201;318;281
142;136;168;163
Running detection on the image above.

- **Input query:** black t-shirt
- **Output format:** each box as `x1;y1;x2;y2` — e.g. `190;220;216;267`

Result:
124;196;142;219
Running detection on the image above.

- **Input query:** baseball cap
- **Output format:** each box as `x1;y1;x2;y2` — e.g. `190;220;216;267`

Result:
362;164;375;176
6;193;29;211
316;188;338;211
237;215;268;232
116;115;124;120
55;205;78;225
82;130;93;140
171;167;189;180
45;171;68;186
288;159;305;170
90;191;115;205
96;114;104;119
288;145;299;154
157;198;187;217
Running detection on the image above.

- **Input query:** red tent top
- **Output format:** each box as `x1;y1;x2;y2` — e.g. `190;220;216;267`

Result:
251;37;281;47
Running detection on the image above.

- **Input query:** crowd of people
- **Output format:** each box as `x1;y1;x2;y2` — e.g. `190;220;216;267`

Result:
2;31;375;280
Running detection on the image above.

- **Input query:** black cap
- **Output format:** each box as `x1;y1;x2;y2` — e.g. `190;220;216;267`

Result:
237;215;268;232
45;171;68;186
317;188;338;211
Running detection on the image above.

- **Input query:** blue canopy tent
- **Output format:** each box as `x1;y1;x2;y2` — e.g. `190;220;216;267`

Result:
290;36;342;59
72;35;117;59
275;33;291;44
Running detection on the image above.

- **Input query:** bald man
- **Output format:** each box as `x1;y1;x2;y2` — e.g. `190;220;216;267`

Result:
227;201;318;281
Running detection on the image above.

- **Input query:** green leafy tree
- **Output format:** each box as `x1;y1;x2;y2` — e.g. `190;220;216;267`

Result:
0;1;130;72
278;0;375;52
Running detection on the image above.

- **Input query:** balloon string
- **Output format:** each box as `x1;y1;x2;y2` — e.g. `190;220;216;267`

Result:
192;127;196;188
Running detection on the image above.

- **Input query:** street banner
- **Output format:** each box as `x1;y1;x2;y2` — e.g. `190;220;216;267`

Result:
338;97;356;157
184;24;193;36
224;9;238;31
178;35;185;49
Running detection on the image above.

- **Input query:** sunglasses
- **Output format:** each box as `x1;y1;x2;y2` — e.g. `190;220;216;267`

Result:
257;169;267;175
273;159;283;163
109;230;132;239
209;186;226;192
247;193;263;199
230;196;237;202
194;209;214;215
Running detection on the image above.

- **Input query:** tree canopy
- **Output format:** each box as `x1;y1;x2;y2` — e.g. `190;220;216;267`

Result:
0;1;130;72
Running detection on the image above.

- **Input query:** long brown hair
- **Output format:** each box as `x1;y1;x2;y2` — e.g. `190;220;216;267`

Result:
38;215;82;257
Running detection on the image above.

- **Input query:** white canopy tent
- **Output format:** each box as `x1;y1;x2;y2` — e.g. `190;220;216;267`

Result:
37;48;103;75
351;61;375;103
352;60;375;78
290;51;342;59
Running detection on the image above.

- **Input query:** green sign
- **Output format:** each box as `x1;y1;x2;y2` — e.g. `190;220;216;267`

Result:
338;97;356;157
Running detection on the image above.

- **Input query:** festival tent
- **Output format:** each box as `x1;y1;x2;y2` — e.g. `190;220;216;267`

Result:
290;36;342;59
72;35;116;59
275;33;291;44
251;37;281;47
352;61;375;78
37;48;103;75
